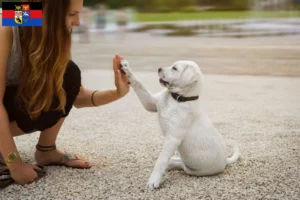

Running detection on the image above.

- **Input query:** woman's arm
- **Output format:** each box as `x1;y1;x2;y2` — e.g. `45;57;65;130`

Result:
74;86;121;108
74;55;130;108
0;24;22;166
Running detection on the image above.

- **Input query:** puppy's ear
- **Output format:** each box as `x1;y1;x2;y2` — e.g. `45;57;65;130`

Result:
190;73;200;87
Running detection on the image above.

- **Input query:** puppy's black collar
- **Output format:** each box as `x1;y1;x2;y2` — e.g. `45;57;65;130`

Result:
171;93;199;102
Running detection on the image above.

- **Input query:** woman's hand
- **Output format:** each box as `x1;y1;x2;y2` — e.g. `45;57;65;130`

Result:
8;161;41;185
113;54;130;98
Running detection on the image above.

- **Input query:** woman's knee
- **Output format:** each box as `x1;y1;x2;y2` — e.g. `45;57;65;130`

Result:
9;121;25;137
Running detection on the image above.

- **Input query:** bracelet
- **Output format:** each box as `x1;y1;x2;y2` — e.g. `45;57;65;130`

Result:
4;151;20;163
36;144;57;152
91;90;98;106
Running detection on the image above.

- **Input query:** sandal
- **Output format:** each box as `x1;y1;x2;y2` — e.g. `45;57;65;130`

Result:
35;144;92;169
0;154;46;189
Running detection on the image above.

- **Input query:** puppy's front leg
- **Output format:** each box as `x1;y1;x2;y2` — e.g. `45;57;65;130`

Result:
147;136;181;190
120;60;157;112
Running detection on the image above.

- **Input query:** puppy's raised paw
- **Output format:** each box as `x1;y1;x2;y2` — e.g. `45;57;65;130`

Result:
119;60;131;76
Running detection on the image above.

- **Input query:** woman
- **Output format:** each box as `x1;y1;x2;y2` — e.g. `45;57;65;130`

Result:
0;0;129;186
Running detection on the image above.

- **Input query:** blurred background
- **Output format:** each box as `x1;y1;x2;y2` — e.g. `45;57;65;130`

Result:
70;0;300;77
2;0;300;76
75;0;300;37
1;2;300;199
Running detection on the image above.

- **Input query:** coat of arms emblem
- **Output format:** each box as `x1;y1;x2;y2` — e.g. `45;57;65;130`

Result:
14;4;30;24
14;5;22;24
2;2;42;27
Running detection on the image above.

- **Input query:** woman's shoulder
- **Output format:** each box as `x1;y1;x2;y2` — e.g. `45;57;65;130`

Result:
0;12;13;38
0;12;1;26
0;16;13;52
0;13;14;86
65;60;81;79
63;60;82;91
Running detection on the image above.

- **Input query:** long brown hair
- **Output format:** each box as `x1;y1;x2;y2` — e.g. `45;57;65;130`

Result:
18;0;72;120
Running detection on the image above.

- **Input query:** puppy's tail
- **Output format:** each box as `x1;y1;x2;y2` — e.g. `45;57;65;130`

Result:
226;141;240;165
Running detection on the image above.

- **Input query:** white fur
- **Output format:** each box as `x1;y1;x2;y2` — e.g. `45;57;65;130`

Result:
120;60;239;190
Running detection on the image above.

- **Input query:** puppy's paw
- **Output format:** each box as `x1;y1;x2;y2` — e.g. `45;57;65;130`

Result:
119;60;132;76
147;173;161;190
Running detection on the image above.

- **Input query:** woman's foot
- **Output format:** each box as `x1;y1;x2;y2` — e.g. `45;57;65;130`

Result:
35;149;92;169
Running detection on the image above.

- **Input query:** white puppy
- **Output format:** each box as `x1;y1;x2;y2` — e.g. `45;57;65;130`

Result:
120;60;240;190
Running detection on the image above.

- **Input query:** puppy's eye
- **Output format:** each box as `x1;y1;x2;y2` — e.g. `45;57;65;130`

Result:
172;66;177;71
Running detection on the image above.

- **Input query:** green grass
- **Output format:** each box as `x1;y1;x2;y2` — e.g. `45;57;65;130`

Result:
135;11;300;22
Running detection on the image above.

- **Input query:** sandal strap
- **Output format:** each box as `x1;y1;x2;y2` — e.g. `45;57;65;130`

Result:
0;165;46;189
0;154;5;165
0;167;11;180
59;152;79;164
36;144;57;152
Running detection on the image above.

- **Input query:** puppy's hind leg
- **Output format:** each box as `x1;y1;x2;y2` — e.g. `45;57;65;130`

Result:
183;166;202;176
183;166;222;177
168;156;204;176
167;156;185;171
167;157;202;176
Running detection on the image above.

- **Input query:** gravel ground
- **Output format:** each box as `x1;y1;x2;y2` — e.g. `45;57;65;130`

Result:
1;32;299;200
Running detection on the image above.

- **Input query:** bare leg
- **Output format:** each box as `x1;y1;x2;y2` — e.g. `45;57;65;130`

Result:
34;118;92;168
1;118;91;169
0;122;25;168
36;118;65;147
9;121;25;137
0;121;24;162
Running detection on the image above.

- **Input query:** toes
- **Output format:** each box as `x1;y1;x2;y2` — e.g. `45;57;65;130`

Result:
147;183;154;190
147;182;159;190
120;60;129;69
65;159;92;168
147;178;160;190
119;62;128;75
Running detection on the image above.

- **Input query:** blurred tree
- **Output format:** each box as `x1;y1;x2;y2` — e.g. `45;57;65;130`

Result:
82;0;253;11
202;0;251;10
108;0;135;8
153;0;197;11
83;0;135;8
135;0;155;12
83;0;101;7
230;0;252;10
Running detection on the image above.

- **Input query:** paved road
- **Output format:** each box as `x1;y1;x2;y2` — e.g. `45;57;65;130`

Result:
3;70;299;199
71;32;300;77
1;29;299;200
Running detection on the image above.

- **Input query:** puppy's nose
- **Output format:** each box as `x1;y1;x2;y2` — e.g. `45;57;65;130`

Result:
158;68;162;73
